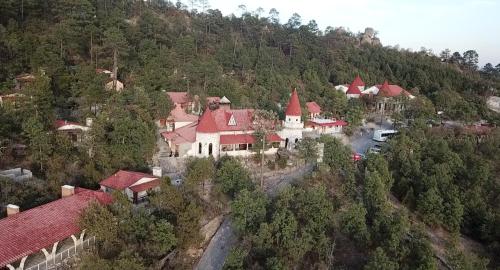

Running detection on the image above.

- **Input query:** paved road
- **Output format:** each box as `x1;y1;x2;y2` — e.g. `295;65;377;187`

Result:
195;164;313;270
195;218;237;270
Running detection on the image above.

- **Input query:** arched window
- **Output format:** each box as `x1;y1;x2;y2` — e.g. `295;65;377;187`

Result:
285;138;289;148
198;143;202;154
208;143;213;155
295;138;299;143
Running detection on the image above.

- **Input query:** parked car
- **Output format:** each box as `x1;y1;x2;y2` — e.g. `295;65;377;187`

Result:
352;153;366;161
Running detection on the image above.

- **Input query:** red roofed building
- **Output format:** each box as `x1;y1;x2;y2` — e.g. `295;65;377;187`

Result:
100;170;160;204
306;102;321;119
336;76;416;115
0;186;111;270
161;94;285;158
374;81;415;114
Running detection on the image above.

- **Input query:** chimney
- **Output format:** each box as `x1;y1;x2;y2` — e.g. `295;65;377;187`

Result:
61;185;75;198
6;204;20;216
152;166;162;178
85;117;93;127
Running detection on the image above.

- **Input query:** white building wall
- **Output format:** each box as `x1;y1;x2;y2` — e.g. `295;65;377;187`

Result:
194;132;220;158
280;114;304;150
346;93;360;99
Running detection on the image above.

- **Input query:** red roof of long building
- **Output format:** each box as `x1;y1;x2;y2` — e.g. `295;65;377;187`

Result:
285;88;302;116
99;170;157;190
0;189;112;267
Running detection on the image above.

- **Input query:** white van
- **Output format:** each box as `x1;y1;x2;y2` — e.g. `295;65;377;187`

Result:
373;129;398;142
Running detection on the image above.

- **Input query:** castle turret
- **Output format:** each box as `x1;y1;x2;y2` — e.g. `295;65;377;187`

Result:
284;88;303;129
280;88;304;149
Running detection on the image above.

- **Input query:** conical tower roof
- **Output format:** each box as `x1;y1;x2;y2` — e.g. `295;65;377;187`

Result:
285;88;302;116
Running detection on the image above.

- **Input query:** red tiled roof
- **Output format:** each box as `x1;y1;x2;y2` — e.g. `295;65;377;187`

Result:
129;179;161;193
196;109;219;133
212;109;254;131
306;102;321;114
377;81;410;97
161;122;197;145
266;133;283;142
99;170;156;190
0;189;112;267
166;92;190;105
346;84;362;95
285;88;302;116
168;104;199;122
219;133;282;145
54;120;85;129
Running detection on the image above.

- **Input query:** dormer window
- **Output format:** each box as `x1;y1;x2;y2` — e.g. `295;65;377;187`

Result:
228;114;237;126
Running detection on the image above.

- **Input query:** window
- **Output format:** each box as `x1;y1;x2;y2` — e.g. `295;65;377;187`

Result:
221;144;233;152
228;114;237;126
198;143;202;154
208;143;213;155
248;144;253;149
271;142;280;148
238;144;247;150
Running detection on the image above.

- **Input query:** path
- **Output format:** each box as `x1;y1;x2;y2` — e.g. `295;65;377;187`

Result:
195;164;313;270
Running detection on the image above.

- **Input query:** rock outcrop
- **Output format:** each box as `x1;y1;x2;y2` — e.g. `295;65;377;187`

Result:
360;27;381;46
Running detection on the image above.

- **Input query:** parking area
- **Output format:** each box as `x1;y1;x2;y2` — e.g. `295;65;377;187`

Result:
348;120;394;154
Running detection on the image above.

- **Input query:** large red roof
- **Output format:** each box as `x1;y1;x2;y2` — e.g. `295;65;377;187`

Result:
212;109;254;131
196;109;219;133
306;102;321;114
0;189;111;267
285;88;302;116
377;81;410;97
100;170;157;190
